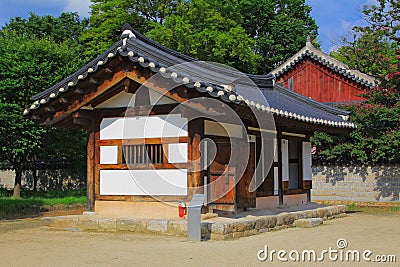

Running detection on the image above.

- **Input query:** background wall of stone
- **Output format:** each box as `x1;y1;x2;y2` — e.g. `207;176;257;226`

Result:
0;169;86;191
312;165;400;202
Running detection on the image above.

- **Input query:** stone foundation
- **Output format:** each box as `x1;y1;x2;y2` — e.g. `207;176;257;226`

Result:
41;205;346;240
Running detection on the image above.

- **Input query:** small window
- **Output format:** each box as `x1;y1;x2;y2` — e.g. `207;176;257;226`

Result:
122;144;164;164
288;77;294;91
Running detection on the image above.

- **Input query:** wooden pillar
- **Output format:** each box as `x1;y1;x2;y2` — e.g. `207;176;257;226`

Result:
188;118;203;195
86;129;96;212
277;132;284;206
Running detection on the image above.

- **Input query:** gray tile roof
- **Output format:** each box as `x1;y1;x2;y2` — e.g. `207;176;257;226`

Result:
24;25;355;129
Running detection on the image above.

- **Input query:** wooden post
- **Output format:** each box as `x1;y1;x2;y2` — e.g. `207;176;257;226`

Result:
188;118;203;195
277;132;284;206
87;128;96;212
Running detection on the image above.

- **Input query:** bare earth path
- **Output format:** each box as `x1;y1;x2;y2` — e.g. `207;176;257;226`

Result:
0;212;399;266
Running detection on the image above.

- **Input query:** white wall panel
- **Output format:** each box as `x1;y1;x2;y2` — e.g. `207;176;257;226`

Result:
149;88;178;105
100;146;118;164
100;169;187;195
95;92;135;109
281;139;289;182
302;142;313;181
274;167;279;195
100;114;188;140
167;143;188;163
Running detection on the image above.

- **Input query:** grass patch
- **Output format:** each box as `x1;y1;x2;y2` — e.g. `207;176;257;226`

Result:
316;200;400;215
346;203;400;214
0;189;86;219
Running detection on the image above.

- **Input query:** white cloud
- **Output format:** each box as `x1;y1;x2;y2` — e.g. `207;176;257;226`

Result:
365;0;379;6
340;19;354;33
62;0;91;18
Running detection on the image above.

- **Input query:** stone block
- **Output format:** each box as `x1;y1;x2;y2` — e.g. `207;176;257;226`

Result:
211;222;233;235
98;218;117;231
77;218;99;230
116;219;137;232
133;219;147;232
51;216;78;228
147;220;168;233
293;218;323;228
168;220;187;236
232;220;255;232
276;212;289;226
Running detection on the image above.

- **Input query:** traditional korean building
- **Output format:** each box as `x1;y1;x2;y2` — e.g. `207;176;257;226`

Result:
272;37;376;104
23;25;355;218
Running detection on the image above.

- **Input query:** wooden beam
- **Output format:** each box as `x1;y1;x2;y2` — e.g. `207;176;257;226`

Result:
104;67;114;74
31;115;41;121
87;129;95;212
44;107;55;113
74;88;84;95
41;71;128;126
73;117;92;127
89;77;99;85
58;97;69;104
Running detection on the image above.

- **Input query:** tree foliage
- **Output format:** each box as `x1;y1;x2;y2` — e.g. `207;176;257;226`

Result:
81;0;317;73
3;12;89;44
81;0;179;59
0;14;88;196
313;0;400;165
240;0;318;73
147;0;261;73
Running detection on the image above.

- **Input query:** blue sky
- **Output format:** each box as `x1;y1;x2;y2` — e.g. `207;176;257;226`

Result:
0;0;375;53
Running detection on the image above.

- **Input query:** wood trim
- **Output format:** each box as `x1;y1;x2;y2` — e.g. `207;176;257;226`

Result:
283;189;308;195
97;195;191;202
94;121;101;198
86;129;95;211
42;71;128;126
97;163;188;169
97;137;190;145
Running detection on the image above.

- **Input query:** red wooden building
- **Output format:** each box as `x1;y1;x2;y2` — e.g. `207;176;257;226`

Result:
272;38;376;104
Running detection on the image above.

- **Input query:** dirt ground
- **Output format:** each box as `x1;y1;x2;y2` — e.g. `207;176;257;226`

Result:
0;212;399;266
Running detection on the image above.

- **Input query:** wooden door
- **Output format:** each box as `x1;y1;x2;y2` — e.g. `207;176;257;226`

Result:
236;142;256;209
208;140;235;204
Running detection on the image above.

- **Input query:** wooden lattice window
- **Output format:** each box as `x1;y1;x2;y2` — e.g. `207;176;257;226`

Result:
122;144;164;164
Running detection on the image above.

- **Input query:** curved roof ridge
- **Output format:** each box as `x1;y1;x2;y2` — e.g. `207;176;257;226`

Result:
271;41;376;88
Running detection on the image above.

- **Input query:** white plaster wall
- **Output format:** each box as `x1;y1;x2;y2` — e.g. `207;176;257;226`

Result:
100;169;187;195
281;139;289;182
149;89;178;105
100;114;188;140
95;92;136;109
167;143;188;163
100;146;118;164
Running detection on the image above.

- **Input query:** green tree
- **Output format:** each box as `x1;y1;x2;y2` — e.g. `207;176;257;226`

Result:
331;0;399;79
313;0;400;165
239;0;318;73
0;16;87;196
3;12;89;43
147;0;261;73
81;0;179;59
